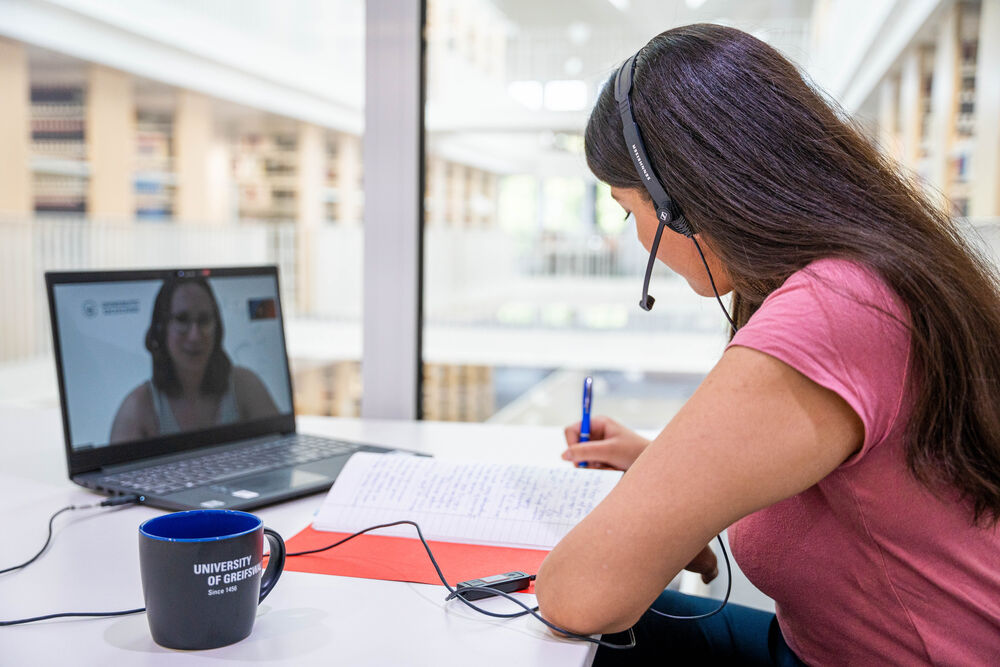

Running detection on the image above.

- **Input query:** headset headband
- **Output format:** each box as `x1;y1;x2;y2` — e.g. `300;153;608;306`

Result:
613;53;692;238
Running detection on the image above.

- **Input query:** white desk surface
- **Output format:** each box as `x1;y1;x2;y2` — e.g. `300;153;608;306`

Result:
0;406;597;666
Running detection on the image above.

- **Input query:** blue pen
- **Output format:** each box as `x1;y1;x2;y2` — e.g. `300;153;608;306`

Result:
577;376;593;468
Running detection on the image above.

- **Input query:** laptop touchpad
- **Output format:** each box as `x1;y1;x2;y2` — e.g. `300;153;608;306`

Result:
224;468;330;494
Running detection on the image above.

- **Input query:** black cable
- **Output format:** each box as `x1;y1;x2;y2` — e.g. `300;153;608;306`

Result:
0;607;146;627
446;579;636;650
0;495;143;576
289;519;636;648
654;237;736;621
691;236;738;332
0;496;146;627
290;520;735;649
647;533;732;621
0;505;76;576
290;521;536;622
2;503;723;646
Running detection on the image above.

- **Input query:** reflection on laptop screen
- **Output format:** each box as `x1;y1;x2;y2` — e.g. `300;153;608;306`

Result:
51;273;294;451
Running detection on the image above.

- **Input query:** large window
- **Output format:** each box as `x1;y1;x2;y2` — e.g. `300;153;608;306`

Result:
4;1;996;424
421;0;813;429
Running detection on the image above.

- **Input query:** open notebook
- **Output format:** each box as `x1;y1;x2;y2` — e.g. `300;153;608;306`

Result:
314;452;623;549
285;453;622;585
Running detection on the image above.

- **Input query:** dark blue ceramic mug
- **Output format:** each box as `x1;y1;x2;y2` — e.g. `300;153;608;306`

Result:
138;509;285;650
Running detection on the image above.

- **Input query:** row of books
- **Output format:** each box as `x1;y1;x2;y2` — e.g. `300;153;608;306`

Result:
31;140;86;160
31;87;87;214
235;134;300;220
34;174;87;214
135;112;173;219
956;3;978;139
31;118;84;142
950;2;979;211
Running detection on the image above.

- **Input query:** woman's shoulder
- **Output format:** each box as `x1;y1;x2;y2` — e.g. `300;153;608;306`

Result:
121;381;155;411
231;365;266;388
110;381;158;443
118;382;158;423
750;257;907;332
230;365;274;403
732;259;912;461
788;258;901;310
230;366;280;417
748;257;908;338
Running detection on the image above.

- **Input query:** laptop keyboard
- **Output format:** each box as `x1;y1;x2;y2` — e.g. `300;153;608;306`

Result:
99;435;357;496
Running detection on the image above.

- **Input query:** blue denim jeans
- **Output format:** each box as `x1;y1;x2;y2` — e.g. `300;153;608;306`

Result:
593;590;806;666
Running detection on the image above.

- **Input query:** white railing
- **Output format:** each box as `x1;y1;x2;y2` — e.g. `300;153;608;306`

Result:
23;216;997;366
0;217;295;363
0;218;529;362
263;225;650;322
519;231;653;278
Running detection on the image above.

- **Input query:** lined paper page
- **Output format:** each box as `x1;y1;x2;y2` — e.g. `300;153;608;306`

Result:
312;452;623;550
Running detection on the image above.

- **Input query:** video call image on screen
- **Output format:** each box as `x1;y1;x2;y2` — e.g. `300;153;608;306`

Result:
53;275;294;450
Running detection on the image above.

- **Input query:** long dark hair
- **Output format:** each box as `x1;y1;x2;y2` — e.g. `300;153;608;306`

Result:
145;277;232;396
585;24;1000;526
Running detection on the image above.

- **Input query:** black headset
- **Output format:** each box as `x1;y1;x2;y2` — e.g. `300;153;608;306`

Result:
614;51;695;312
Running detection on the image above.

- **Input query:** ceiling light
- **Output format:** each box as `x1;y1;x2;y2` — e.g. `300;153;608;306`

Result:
544;80;588;112
567;22;591;45
507;81;544;110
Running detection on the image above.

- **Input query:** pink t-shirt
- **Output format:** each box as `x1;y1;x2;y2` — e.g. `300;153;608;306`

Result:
727;258;1000;665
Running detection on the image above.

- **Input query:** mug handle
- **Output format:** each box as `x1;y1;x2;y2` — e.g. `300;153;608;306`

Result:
259;527;286;603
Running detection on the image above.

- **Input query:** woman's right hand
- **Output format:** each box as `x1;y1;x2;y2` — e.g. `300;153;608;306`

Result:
562;416;651;471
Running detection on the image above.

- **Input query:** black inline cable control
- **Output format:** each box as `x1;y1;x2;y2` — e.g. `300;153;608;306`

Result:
450;571;534;601
100;494;146;507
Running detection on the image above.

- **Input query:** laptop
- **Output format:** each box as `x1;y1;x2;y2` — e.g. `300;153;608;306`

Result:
45;265;399;511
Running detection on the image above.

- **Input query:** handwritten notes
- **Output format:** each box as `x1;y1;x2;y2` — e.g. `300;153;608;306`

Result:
312;453;623;550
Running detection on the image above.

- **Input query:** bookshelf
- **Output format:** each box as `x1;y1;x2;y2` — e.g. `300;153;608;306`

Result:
324;133;340;222
423;362;495;422
30;85;87;214
234;130;299;221
949;2;980;216
323;131;363;224
917;46;935;188
135;111;175;220
425;159;499;228
292;360;362;417
876;0;999;218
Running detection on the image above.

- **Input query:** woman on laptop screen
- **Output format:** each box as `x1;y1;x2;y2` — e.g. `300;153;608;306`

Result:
109;276;279;444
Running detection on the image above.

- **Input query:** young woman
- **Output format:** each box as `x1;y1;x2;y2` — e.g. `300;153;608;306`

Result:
110;277;278;443
534;24;1000;665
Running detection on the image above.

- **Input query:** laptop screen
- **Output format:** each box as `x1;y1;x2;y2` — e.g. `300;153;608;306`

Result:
49;269;294;452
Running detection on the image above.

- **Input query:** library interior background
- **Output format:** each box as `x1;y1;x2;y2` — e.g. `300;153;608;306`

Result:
1;0;999;431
